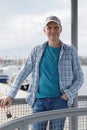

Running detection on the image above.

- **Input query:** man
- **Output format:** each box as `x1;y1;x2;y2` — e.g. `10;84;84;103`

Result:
0;16;84;130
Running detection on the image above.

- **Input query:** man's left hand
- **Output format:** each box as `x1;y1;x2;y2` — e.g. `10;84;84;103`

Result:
61;93;68;100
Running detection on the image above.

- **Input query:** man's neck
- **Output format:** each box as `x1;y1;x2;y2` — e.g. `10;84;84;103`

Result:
48;39;61;48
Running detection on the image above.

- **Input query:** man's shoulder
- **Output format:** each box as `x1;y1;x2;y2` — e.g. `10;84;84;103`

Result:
33;42;47;51
63;43;76;51
31;41;47;55
35;42;47;49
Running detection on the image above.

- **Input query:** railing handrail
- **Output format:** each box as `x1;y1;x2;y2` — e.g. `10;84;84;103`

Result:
78;95;87;100
12;98;27;105
0;107;87;130
0;95;87;130
11;95;87;105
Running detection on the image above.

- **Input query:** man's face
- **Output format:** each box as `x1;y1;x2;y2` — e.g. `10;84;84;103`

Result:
44;22;62;42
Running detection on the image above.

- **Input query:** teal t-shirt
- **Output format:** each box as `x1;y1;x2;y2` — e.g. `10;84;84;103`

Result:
36;44;62;98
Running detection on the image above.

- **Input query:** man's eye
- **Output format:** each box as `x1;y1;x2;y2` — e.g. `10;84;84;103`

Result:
47;27;51;30
55;26;59;29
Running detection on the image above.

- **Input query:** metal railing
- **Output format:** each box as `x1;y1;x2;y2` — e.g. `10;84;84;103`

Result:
0;107;87;130
0;98;32;124
0;95;87;130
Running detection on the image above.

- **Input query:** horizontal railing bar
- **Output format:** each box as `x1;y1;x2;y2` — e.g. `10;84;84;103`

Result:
12;95;87;105
0;107;87;130
12;98;27;105
78;95;87;101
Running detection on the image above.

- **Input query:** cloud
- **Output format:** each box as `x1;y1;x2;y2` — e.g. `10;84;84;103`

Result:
0;8;70;48
0;0;70;15
0;0;87;57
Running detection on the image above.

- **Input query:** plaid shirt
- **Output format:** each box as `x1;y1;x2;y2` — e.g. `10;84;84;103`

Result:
7;41;84;107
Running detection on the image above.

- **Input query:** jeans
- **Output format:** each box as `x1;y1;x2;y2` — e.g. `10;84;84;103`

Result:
32;97;68;130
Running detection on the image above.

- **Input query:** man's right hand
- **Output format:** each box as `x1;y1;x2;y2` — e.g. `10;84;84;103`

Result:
0;96;13;108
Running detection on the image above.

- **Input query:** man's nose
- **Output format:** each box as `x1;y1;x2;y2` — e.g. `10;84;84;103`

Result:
51;28;55;33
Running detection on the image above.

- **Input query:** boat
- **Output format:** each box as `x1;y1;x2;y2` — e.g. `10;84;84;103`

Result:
0;65;30;91
0;75;9;84
21;83;29;91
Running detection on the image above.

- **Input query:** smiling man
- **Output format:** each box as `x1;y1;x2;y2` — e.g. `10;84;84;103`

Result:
0;16;84;130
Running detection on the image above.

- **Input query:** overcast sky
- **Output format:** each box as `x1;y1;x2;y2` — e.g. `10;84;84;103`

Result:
0;0;87;58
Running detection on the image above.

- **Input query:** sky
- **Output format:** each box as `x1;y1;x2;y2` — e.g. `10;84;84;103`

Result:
0;0;87;58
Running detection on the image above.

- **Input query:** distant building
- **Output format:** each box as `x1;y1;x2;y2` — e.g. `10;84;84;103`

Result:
0;57;26;67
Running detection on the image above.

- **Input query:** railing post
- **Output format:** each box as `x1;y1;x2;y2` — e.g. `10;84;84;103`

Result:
71;0;78;50
19;123;29;130
69;96;78;130
70;0;78;130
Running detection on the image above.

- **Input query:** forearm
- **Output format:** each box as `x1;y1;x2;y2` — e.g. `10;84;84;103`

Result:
64;73;84;101
6;63;32;98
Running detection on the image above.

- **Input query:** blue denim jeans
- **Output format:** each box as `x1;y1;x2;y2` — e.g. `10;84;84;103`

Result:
32;97;68;130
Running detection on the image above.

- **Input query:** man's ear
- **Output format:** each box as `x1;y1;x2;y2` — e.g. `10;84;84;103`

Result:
43;27;46;33
60;26;62;33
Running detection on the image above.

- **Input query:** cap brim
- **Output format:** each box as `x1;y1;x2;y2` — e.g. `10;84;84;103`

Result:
44;20;60;27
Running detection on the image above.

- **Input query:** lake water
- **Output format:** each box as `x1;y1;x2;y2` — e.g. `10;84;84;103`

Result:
78;66;87;95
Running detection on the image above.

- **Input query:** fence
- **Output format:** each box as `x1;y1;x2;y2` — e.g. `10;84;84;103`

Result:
0;95;87;130
0;107;87;130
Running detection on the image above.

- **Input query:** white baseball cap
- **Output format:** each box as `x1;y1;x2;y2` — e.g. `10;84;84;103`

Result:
44;16;61;27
